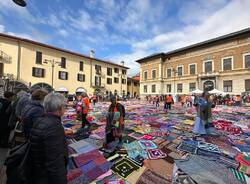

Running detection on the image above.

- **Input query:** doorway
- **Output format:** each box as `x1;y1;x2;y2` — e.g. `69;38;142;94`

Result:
203;80;214;92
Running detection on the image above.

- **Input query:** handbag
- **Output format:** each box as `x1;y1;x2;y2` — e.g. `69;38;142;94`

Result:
5;141;31;184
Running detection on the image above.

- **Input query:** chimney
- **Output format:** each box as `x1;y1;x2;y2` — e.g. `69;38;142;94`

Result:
89;50;95;58
121;61;125;66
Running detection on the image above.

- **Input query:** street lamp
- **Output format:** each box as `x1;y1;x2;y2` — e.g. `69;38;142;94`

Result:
13;0;27;7
44;59;61;89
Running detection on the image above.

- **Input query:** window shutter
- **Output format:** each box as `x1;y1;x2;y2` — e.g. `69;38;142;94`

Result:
58;71;61;79
42;69;45;77
83;74;85;82
66;72;68;80
32;67;35;76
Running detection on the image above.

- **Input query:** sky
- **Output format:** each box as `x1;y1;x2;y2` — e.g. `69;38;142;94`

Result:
0;0;250;76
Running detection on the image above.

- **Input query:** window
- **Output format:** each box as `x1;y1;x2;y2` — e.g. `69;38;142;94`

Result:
144;85;147;93
107;78;112;84
95;76;101;86
189;64;196;75
59;71;68;80
114;77;119;83
107;67;112;76
189;83;196;92
152;70;156;79
177;83;182;93
79;61;84;71
36;51;42;64
167;68;172;78
144;71;148;80
114;68;119;73
223;80;232;92
122;69;126;75
152;85;156;93
77;74;85;82
122;79;126;84
127;81;131;86
204;61;213;73
177;66;183;76
167;84;171;93
223;58;232;71
244;54;250;68
95;65;101;75
245;79;250;91
32;67;45;77
134;82;138;86
61;57;66;68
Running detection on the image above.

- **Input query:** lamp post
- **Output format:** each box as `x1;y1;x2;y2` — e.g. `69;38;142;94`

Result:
13;0;27;7
44;59;61;90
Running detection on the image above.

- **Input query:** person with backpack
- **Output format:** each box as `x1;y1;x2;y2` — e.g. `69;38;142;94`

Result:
81;92;90;128
105;96;125;147
0;91;15;148
21;89;48;139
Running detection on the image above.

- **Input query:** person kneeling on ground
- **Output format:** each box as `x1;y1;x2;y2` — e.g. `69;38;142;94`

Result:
30;93;68;184
105;96;125;149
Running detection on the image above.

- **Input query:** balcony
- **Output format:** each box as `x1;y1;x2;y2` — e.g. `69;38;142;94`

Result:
92;82;105;88
198;70;219;78
0;50;12;64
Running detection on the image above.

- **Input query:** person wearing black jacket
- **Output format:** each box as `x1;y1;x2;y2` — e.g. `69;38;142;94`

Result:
0;91;15;147
30;93;68;184
21;89;47;139
105;96;125;146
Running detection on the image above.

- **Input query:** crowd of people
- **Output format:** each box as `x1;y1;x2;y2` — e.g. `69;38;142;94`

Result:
0;89;126;184
146;93;250;108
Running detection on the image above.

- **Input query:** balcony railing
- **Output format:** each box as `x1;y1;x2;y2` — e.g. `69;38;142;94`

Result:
0;50;12;64
92;82;105;88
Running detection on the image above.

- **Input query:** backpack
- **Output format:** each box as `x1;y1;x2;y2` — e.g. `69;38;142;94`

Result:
5;141;31;184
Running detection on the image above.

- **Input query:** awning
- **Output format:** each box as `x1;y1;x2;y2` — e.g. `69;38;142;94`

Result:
208;88;225;95
190;89;203;94
76;87;86;93
57;87;68;92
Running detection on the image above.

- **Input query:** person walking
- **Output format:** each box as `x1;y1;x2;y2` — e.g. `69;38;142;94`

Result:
0;91;15;148
155;95;160;107
105;96;125;147
21;89;48;139
193;93;215;135
92;93;97;106
166;94;174;110
29;93;68;184
81;92;90;128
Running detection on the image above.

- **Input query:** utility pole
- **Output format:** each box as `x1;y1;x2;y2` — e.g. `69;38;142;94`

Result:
44;59;61;90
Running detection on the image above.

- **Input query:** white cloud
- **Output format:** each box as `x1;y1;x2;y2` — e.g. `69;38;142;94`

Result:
108;0;250;76
58;29;69;37
0;24;5;32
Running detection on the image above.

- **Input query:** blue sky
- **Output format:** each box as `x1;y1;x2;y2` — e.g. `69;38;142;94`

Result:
0;0;250;76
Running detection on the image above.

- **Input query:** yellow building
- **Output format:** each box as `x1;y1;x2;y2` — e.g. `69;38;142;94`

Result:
127;75;140;98
136;28;250;96
0;33;128;95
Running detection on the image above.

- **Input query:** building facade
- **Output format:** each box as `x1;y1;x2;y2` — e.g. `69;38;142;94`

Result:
0;33;128;95
136;28;250;96
127;75;140;98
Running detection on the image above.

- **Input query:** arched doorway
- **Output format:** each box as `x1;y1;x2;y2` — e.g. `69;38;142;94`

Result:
31;83;53;93
7;81;29;93
203;80;214;92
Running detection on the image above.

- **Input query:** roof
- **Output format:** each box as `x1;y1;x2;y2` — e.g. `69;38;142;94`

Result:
136;52;165;63
132;76;140;81
136;27;250;63
0;33;129;69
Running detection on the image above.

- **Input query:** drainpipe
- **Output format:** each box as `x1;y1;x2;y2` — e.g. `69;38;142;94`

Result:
17;40;21;80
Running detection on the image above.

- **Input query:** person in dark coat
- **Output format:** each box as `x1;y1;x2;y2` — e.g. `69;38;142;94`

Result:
15;91;30;119
30;93;68;184
21;89;47;139
0;91;15;147
105;96;125;145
